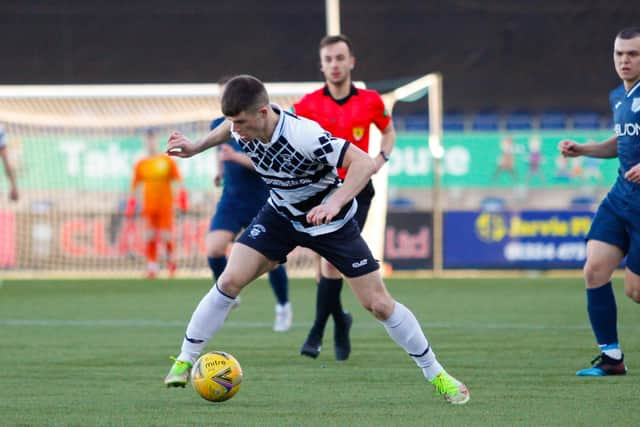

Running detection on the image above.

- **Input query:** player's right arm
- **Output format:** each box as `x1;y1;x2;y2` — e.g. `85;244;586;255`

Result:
167;120;232;158
558;135;618;159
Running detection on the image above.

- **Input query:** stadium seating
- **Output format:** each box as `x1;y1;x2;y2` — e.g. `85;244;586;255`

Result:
471;112;499;131
403;113;429;131
572;112;601;130
443;113;465;131
539;112;569;130
394;110;610;132
505;112;533;131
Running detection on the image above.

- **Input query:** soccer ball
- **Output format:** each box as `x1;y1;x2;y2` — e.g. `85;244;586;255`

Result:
191;351;243;402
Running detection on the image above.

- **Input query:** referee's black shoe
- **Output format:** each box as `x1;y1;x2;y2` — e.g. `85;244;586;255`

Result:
300;337;321;359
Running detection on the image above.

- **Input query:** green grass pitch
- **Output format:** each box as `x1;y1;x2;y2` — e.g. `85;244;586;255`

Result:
0;277;638;426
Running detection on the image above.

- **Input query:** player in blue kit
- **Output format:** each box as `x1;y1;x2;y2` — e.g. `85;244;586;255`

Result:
164;75;469;404
206;116;292;332
558;27;640;376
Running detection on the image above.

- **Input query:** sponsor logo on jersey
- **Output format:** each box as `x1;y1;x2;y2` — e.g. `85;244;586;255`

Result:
249;224;266;239
614;122;640;137
632;98;640;113
352;127;365;141
615;101;622;109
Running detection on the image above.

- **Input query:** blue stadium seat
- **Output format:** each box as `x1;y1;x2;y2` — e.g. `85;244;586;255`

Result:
404;114;429;131
443;113;465;131
471;112;499;131
572;112;601;130
540;112;569;130
505;112;533;130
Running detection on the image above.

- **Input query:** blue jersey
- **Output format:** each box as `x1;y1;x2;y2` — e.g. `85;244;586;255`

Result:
611;80;640;200
210;117;269;201
609;84;626;111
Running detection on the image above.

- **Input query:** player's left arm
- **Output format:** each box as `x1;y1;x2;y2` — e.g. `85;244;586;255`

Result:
371;94;396;172
374;121;396;172
307;144;375;225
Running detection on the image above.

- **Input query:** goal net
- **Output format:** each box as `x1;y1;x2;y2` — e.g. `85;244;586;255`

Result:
0;80;413;278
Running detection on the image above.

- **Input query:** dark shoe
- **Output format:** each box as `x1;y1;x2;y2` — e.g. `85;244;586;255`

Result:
576;353;627;376
334;312;353;361
300;338;321;359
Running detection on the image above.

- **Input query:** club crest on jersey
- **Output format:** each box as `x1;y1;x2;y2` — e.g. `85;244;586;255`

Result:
632;98;640;113
352;127;365;141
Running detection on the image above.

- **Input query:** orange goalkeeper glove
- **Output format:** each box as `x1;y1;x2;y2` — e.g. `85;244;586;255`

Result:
125;196;137;217
177;188;188;212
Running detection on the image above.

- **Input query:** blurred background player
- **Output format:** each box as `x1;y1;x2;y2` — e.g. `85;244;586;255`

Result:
206;109;292;332
127;128;187;278
0;123;19;202
292;34;396;360
557;27;640;376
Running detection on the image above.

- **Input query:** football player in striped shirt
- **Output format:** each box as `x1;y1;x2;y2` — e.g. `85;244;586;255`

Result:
164;75;469;404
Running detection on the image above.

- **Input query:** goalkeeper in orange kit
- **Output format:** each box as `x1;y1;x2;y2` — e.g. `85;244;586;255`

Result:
127;128;188;278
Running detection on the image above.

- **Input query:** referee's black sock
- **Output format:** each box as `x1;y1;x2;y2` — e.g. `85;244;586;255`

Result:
307;276;341;341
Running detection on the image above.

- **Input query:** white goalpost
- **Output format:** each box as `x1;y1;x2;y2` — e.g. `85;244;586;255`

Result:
0;75;442;277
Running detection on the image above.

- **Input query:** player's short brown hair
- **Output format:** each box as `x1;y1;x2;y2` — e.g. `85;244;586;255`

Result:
617;27;640;40
319;34;354;56
221;75;269;117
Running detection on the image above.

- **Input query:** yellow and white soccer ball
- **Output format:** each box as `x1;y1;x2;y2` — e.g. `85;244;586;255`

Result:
191;351;243;402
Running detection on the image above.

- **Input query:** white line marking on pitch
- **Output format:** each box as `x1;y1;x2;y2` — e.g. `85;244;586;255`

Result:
2;318;638;331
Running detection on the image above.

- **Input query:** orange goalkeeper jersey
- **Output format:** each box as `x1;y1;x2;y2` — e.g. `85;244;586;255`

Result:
131;154;181;213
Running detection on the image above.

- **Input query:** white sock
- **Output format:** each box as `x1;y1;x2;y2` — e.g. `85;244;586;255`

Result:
381;301;443;380
177;283;237;364
602;348;622;360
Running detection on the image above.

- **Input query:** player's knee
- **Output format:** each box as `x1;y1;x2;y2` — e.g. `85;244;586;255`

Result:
583;260;612;287
207;245;226;258
624;286;640;303
206;239;227;258
364;295;394;320
217;271;244;296
320;260;341;279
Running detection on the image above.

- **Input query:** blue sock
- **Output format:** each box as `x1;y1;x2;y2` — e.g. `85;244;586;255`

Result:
586;282;619;353
207;256;227;281
268;265;289;305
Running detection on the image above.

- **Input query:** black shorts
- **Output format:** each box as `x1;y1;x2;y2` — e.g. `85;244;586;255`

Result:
236;204;379;278
353;180;375;230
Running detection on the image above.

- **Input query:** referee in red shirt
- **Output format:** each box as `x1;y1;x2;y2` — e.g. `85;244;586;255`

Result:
293;34;396;360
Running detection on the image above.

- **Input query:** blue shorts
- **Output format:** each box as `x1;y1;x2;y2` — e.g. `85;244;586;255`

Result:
209;193;265;234
237;204;380;278
587;192;640;274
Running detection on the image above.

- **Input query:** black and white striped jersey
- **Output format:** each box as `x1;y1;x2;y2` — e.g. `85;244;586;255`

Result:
231;104;357;236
